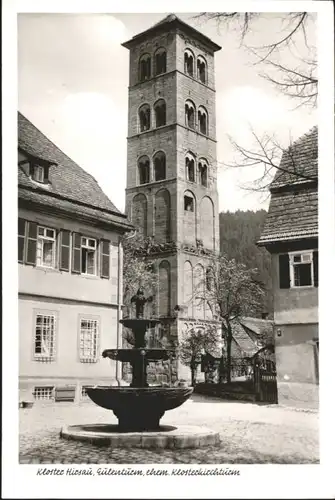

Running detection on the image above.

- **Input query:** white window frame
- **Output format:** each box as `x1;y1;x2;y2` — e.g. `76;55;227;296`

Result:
81;237;97;276
33;312;56;361
79;317;99;363
33;165;44;183
289;250;314;288
33;386;54;400
36;226;56;268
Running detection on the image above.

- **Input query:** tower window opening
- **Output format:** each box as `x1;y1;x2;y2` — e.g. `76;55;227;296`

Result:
185;101;195;130
186;156;195;182
199;161;208;187
139;104;151;132
197;56;207;84
155;49;167;76
139;54;151;82
184;50;194;77
138;157;150;185
184;195;194;212
154;152;166;181
154;99;166;127
198;107;208;135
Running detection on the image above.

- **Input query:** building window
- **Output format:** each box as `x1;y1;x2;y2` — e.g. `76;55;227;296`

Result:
206;267;214;291
138;156;150;184
198;106;208;135
33;386;54;400
36;226;56;268
185;100;196;129
79;318;99;362
139;54;151;81
81;385;93;399
185;155;195;182
155;48;167;75
154;99;166;127
81;237;97;275
184;195;194;212
289;251;314;287
139;104;151;132
34;314;56;360
32;164;45;183
184;49;194;77
197;56;207;84
154;151;166;181
198;160;208;187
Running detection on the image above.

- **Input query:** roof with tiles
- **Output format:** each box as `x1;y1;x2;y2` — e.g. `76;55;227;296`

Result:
259;126;318;245
18;112;133;229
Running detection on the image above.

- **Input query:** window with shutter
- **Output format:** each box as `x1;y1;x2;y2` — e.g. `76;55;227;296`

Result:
72;233;82;273
279;254;290;289
100;240;110;279
59;230;71;271
18;218;26;263
313;250;318;287
26;222;38;265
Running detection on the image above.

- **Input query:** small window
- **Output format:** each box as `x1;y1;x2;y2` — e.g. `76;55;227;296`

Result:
139;54;151;81
34;314;56;360
36;226;56;268
139;104;151;132
81;385;93;399
288;250;317;288
81;237;97;275
33;386;54;400
154;151;166;181
198;106;208;135
184;49;194;77
154;99;166;127
185;100;195;129
198;160;208;187
138;156;150;184
185;155;195;182
184;195;194;212
155;48;167;76
79;318;99;362
197;56;207;84
32;165;45;183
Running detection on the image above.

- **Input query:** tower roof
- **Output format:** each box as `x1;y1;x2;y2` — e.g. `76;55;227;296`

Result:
122;13;221;52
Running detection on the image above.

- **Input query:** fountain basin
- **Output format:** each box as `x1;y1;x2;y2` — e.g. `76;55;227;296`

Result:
86;386;193;431
102;348;175;362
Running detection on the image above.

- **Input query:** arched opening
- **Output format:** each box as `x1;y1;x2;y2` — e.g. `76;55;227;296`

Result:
153;151;166;181
185;154;196;182
184;49;194;77
155;48;167;76
132;193;148;236
154;99;166;128
138;104;151;132
198;106;208;135
183;261;193;317
185;100;196;130
200;196;215;250
197;56;207;84
154;189;171;243
183;190;196;244
158;260;171;317
139;54;151;81
137;156;150;185
198;158;208;187
194;264;205;319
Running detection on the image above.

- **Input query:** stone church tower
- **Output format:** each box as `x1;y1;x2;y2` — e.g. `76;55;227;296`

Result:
122;14;221;381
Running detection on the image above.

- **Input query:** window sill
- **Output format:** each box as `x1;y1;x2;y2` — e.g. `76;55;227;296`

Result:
80;359;98;364
290;285;315;289
34;357;55;362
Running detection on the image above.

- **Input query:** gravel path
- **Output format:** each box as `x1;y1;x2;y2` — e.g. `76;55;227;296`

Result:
19;394;319;464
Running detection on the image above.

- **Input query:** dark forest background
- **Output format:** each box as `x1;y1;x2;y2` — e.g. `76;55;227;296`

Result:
219;210;273;317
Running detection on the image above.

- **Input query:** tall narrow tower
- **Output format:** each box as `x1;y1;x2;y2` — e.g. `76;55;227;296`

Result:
122;15;221;381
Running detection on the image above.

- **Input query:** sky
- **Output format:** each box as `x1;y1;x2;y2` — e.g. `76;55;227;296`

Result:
18;12;317;213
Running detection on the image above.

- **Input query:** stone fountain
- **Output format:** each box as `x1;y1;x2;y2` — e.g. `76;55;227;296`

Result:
60;288;220;449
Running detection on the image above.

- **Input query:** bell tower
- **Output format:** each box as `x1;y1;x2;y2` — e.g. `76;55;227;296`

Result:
122;14;221;381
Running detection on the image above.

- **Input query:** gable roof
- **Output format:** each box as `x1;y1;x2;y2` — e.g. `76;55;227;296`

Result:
122;13;221;53
18;112;133;230
258;126;318;246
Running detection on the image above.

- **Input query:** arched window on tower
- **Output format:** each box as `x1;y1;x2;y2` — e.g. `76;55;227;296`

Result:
138;156;150;185
198;158;208;187
184;194;194;212
139;54;151;82
153;151;166;181
138;104;151;132
185;100;196;130
198;106;208;135
155;48;167;76
197;56;207;84
184;49;194;77
185;154;196;183
154;99;166;128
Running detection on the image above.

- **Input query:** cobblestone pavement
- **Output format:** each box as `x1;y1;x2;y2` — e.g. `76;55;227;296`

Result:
19;394;319;464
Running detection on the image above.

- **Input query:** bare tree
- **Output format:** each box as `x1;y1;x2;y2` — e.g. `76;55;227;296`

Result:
195;12;317;106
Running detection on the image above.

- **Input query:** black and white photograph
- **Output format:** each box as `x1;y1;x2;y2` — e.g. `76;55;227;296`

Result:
2;1;335;498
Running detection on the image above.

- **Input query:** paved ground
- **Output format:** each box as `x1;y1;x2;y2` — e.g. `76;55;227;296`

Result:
19;394;319;464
